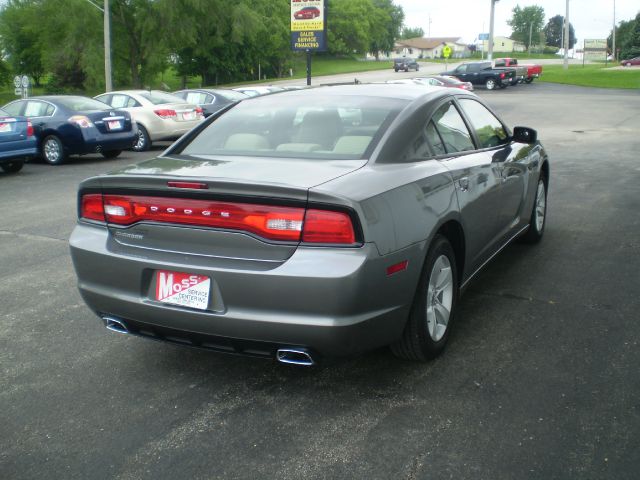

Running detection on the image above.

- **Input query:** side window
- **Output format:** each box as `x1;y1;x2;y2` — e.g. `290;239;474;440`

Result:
24;101;50;117
126;96;140;108
45;104;55;116
110;95;128;108
95;94;111;105
455;65;467;74
206;94;215;104
426;121;446;156
458;99;508;149
2;102;24;116
431;102;475;153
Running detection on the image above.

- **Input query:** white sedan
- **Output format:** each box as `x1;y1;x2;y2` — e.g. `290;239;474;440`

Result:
95;90;204;151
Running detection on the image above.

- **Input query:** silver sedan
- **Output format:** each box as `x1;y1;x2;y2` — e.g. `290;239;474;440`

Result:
70;84;549;365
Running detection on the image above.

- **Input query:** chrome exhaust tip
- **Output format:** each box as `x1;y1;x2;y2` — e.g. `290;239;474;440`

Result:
276;348;315;367
103;316;128;334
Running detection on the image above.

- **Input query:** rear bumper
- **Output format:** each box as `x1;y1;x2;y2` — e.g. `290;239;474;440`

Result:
68;129;138;155
139;116;202;142
69;223;423;357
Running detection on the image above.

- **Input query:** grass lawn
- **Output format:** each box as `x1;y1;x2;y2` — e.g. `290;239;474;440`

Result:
539;64;640;89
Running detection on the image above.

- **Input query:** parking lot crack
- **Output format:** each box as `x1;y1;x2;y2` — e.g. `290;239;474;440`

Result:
0;230;68;244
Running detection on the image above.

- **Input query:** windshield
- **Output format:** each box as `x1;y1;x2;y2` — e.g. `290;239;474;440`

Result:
177;93;405;160
138;91;186;105
56;96;111;112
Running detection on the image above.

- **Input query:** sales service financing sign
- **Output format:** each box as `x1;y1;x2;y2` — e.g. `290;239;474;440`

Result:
291;0;327;51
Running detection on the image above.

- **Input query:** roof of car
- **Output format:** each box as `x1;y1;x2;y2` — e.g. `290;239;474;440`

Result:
275;83;458;102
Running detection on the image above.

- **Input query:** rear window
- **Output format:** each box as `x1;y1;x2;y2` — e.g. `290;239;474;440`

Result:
177;94;405;160
138;91;185;105
55;96;111;112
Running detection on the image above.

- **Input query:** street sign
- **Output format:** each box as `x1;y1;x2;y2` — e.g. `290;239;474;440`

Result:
21;75;30;88
15;87;23;96
443;45;452;58
14;76;21;88
479;33;489;40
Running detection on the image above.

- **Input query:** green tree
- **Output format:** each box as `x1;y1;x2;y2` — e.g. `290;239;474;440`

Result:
0;0;45;86
611;13;640;60
507;5;545;50
400;26;424;40
544;14;576;49
368;0;404;59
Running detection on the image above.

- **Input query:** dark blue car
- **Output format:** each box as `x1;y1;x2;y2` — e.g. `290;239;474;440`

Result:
0;108;38;174
1;96;137;165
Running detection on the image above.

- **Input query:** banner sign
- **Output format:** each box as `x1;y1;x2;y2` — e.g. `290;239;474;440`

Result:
583;39;607;61
291;0;326;51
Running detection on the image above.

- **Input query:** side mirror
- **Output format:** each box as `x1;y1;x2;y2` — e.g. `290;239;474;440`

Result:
512;126;537;144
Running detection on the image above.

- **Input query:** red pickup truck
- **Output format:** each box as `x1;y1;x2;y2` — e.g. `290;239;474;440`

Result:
494;58;542;83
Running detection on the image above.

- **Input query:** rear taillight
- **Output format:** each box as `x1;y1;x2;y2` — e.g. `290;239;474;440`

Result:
500;73;505;79
302;209;356;244
27;120;34;137
195;107;204;116
154;109;177;119
81;194;106;222
80;194;358;245
69;115;93;128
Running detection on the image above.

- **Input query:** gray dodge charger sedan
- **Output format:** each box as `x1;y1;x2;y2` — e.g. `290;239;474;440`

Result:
70;84;549;366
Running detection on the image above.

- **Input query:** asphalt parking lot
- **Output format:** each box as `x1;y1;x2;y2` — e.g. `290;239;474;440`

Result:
1;82;639;479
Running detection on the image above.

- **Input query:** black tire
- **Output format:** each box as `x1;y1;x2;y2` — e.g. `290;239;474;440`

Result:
1;160;24;173
133;124;151;152
500;83;508;89
405;67;409;72
485;78;496;90
101;150;122;159
415;65;420;71
394;68;399;72
41;135;67;165
391;235;459;361
519;175;547;244
524;77;533;84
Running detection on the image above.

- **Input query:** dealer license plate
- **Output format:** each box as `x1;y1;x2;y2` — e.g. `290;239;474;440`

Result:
182;111;195;120
155;270;210;310
107;120;122;130
0;123;11;133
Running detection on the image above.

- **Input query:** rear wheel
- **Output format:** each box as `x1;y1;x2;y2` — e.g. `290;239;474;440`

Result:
133;124;151;152
1;160;24;173
391;235;458;361
519;176;547;244
525;77;533;84
101;150;122;159
42;135;66;165
485;78;496;90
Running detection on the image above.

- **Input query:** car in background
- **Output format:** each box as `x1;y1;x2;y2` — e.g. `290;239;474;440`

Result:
441;61;515;90
70;84;549;366
1;96;136;165
172;88;248;118
494;58;542;83
293;7;320;19
621;56;640;67
394;58;420;72
232;86;285;97
413;75;474;91
94;90;204;152
0;108;38;173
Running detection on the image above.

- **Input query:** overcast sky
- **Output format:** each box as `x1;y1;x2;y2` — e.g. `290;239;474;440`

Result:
396;0;639;45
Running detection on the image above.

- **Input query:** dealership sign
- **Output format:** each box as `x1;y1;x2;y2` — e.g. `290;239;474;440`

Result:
583;39;607;61
291;0;326;51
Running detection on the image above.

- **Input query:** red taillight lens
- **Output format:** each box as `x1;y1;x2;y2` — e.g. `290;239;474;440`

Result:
302;209;356;244
81;194;105;222
195;107;204;116
27;120;34;137
154;109;177;119
80;194;358;245
100;195;305;241
500;73;505;79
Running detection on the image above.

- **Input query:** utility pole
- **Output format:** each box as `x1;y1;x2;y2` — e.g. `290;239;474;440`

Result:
563;0;570;69
104;0;113;91
528;22;533;53
488;0;499;61
612;0;616;60
428;15;432;39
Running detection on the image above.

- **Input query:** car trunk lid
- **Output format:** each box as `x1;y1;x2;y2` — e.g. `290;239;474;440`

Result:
80;155;365;264
84;109;133;134
0;115;29;143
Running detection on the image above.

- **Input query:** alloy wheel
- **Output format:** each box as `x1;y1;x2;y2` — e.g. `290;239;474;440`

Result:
426;255;453;342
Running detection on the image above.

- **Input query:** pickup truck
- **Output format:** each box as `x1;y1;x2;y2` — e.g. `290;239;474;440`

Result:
494;58;543;83
440;61;516;90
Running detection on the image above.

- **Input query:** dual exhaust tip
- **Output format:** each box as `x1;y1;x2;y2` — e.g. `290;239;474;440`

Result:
101;316;315;366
